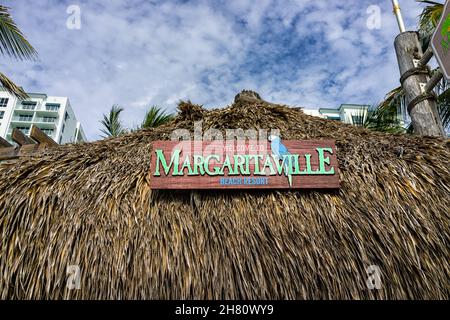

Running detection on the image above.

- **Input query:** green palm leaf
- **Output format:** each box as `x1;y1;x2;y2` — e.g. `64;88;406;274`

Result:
417;0;444;27
0;5;37;60
141;106;173;129
0;5;37;98
437;87;450;130
354;103;405;134
100;105;125;138
417;1;444;47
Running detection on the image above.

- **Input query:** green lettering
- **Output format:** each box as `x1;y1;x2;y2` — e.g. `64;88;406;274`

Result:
248;155;263;175
316;147;335;174
234;154;250;175
301;153;318;174
219;155;235;175
205;155;220;176
192;155;205;175
154;149;181;176
180;155;195;175
260;155;276;175
272;155;292;175
292;154;300;174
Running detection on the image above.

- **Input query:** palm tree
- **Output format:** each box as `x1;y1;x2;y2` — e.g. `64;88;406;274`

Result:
435;79;450;130
376;1;450;134
141;106;173;129
418;0;444;50
0;5;37;99
100;105;125;138
359;105;406;134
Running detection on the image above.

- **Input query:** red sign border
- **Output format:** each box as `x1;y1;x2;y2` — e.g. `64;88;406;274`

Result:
149;140;340;190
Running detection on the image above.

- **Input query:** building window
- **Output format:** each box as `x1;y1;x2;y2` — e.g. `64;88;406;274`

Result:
327;116;341;121
42;116;57;123
45;103;60;111
16;126;30;134
65;111;70;121
18;114;33;121
62;123;65;133
59;136;63;144
0;98;9;107
40;128;54;136
20;101;37;110
351;115;364;126
0;111;4;119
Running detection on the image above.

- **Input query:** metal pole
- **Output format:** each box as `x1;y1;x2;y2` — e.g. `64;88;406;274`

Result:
392;0;406;33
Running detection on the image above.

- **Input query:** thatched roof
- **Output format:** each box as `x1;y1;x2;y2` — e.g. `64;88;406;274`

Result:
0;90;449;299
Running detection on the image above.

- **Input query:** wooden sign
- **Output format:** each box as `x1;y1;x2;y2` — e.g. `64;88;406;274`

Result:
150;139;339;189
431;0;450;80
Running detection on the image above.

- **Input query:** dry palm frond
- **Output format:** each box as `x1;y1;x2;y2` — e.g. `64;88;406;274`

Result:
0;90;449;300
378;87;404;113
0;71;28;99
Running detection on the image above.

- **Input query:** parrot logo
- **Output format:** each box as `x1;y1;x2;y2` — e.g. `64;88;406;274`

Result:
268;134;293;187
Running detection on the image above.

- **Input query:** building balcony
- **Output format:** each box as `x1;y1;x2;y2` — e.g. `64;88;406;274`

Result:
11;116;33;123
7;126;55;139
7;127;30;135
34;116;56;122
34;116;58;124
15;106;36;112
35;128;55;138
35;108;60;115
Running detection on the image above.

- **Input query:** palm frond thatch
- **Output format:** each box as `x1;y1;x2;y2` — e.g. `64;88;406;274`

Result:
0;91;449;299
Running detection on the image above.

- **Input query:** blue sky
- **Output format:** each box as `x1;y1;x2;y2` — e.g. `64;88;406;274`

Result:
0;0;427;140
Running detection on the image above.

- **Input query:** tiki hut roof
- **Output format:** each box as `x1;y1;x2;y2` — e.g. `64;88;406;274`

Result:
0;90;449;299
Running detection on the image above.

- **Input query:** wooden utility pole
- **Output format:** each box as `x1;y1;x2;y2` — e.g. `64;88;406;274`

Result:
392;1;445;137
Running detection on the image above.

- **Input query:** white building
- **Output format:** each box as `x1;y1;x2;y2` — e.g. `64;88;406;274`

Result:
303;104;370;126
0;91;86;145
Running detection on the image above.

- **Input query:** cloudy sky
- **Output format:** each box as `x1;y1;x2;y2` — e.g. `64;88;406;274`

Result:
0;0;427;140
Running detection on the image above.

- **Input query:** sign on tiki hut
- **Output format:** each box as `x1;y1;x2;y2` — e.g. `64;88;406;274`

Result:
150;137;339;189
431;0;450;80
